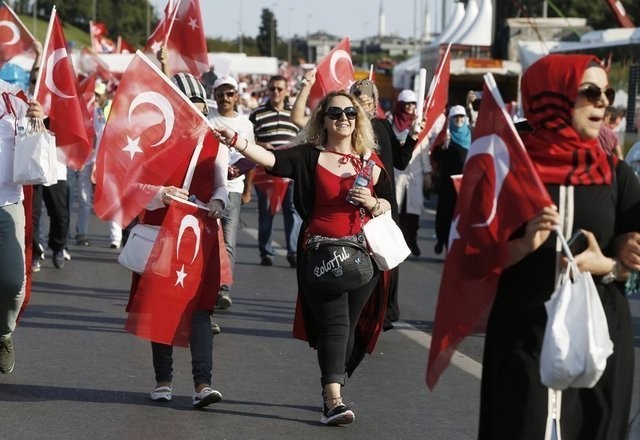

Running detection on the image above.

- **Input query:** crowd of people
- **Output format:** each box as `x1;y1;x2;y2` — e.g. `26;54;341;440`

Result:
1;34;639;436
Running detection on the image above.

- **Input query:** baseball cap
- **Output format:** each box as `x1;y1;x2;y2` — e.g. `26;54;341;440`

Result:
171;72;208;115
94;82;107;95
213;74;238;91
449;105;466;118
398;89;417;103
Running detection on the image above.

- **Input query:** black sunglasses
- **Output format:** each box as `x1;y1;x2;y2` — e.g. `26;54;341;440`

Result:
577;85;615;105
215;90;236;99
325;106;358;120
269;86;285;92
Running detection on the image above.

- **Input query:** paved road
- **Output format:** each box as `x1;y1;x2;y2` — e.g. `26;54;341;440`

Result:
1;198;639;440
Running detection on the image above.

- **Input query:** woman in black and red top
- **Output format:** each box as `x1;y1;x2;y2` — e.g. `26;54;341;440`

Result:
213;91;394;427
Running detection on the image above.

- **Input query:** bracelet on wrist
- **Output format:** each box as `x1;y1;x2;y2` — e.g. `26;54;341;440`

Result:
229;131;239;148
371;198;381;215
236;137;248;153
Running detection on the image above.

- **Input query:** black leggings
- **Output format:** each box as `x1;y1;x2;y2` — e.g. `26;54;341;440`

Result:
302;274;379;387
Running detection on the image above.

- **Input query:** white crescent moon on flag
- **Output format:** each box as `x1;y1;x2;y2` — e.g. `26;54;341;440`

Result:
45;48;74;99
176;214;201;264
467;134;510;228
329;49;352;84
128;91;175;147
0;20;20;45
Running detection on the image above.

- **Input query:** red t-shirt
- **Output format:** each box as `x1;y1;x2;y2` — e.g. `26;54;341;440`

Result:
307;164;371;237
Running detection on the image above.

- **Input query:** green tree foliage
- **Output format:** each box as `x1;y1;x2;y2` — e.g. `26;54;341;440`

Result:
30;0;152;47
256;8;278;57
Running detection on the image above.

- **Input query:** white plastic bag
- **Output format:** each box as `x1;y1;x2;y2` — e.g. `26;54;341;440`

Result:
540;261;613;390
362;210;411;270
117;224;160;274
13;118;58;185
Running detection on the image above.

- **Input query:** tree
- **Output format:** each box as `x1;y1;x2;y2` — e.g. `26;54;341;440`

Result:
256;8;278;57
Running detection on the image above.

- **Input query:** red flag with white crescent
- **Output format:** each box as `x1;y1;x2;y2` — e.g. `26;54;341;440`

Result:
417;43;451;146
252;166;290;215
125;199;219;347
426;73;553;390
0;1;34;68
35;9;95;170
93;50;214;228
146;0;208;76
78;73;96;123
308;37;355;111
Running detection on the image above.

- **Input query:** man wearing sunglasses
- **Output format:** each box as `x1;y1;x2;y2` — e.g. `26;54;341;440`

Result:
209;75;256;312
249;75;302;268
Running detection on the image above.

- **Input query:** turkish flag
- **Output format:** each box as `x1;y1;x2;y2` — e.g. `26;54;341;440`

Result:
35;10;95;171
218;220;233;286
125;199;218;347
78;73;96;123
0;2;34;68
89;20;115;53
77;47;115;82
308;37;355;111
253;167;290;215
146;0;208;76
93;50;214;228
417;43;451;146
426;73;553;389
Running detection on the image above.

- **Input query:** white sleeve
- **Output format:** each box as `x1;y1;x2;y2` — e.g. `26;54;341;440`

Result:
210;146;229;208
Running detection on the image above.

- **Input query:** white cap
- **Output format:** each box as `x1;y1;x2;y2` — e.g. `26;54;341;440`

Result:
213;74;238;91
398;89;417;103
449;105;466;117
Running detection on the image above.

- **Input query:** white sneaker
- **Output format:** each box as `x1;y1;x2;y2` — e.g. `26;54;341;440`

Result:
63;249;71;260
150;386;172;402
192;387;222;408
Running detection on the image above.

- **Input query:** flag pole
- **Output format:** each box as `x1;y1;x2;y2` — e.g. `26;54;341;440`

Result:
368;64;373;81
33;5;56;99
3;0;36;41
163;0;182;47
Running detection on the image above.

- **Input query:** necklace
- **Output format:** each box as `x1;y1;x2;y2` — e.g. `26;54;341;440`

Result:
323;149;358;166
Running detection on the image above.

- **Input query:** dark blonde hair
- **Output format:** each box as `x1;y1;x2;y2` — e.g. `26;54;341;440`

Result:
296;91;377;155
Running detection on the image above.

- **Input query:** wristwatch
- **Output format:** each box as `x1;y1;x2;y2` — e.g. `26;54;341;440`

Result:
601;258;619;284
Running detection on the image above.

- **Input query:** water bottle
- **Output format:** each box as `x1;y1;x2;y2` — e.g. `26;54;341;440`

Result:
346;159;374;205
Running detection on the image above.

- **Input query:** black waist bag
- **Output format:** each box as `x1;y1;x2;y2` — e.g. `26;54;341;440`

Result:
304;233;374;294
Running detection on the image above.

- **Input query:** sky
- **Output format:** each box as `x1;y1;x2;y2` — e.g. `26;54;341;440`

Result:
148;0;457;42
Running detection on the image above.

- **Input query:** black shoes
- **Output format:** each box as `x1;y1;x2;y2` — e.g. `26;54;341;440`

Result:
0;336;15;374
408;241;421;257
75;235;90;246
52;250;65;269
434;241;444;255
320;403;355;426
287;254;297;268
260;256;273;266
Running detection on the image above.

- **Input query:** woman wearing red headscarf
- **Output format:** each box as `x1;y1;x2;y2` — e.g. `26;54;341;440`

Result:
478;54;640;439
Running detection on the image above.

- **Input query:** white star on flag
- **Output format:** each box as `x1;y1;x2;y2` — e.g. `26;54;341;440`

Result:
150;40;162;54
187;17;199;31
175;264;187;287
122;136;143;159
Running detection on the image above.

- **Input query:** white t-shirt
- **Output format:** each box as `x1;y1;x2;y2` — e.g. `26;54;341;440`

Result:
208;110;256;194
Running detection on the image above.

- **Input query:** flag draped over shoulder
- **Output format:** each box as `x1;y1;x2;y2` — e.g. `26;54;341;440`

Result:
308;37;355;111
93;50;213;228
416;43;451;146
0;1;34;68
145;0;208;76
426;73;553;389
125;199;218;347
34;9;94;171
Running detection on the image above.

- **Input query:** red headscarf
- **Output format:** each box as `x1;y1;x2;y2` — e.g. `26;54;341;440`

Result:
521;54;614;185
391;101;414;134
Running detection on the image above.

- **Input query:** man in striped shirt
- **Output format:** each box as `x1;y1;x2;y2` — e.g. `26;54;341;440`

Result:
249;75;302;268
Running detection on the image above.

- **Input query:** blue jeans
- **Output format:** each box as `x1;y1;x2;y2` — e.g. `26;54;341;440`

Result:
67;165;93;238
256;181;301;258
220;192;242;293
151;310;214;387
0;203;25;336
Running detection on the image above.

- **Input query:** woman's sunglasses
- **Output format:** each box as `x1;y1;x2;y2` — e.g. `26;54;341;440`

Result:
325;106;358;120
577;85;615;105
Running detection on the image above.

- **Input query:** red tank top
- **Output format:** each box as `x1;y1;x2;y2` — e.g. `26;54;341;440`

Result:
308;164;371;237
